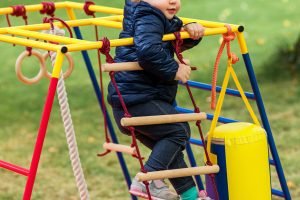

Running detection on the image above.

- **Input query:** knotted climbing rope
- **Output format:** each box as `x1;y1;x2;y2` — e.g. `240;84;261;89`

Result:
173;31;219;200
44;18;89;200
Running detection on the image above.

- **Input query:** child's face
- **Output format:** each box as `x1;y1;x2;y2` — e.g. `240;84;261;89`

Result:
143;0;181;19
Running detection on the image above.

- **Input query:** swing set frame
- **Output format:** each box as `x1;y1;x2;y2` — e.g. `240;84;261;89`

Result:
0;1;291;200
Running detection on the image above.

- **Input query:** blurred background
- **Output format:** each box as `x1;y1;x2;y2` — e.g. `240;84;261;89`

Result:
0;0;299;199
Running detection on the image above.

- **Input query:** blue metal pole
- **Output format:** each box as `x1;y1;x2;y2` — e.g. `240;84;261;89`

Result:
272;189;285;198
189;138;204;146
73;27;137;200
185;143;204;190
242;53;291;200
176;106;237;123
180;81;255;99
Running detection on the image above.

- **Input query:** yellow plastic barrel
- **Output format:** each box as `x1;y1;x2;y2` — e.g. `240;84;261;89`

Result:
207;122;271;200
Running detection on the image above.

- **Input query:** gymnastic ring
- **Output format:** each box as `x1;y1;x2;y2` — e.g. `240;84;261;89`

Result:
15;50;46;84
43;52;74;79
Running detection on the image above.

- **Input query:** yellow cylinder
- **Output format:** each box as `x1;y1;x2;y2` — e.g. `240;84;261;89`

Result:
209;122;271;200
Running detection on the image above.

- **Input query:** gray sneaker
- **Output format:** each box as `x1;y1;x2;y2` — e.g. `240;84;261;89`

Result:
129;178;179;200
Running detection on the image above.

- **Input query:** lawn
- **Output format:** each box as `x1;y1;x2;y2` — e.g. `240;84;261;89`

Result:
0;0;299;199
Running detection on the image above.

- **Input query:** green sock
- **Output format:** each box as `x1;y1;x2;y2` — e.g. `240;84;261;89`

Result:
180;186;198;200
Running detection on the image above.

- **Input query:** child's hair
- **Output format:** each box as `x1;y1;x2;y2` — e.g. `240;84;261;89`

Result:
131;0;140;2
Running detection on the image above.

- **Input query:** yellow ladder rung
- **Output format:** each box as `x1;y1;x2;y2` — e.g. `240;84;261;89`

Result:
121;113;207;126
136;165;219;182
103;142;136;155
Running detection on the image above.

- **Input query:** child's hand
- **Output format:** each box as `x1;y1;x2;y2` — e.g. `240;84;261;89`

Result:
175;63;191;83
183;23;205;40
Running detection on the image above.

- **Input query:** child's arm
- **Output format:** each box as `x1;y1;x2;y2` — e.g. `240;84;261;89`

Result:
134;14;179;82
181;22;205;52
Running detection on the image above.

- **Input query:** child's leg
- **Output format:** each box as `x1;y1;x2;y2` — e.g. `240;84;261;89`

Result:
112;102;185;200
168;152;197;195
112;106;156;149
144;138;195;194
180;186;198;200
120;100;196;194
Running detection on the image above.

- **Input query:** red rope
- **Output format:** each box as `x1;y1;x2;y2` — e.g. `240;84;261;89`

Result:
42;17;73;66
83;1;96;17
82;0;111;156
94;37;110;156
9;5;28;24
43;17;73;38
40;2;56;17
6;5;28;48
83;1;100;44
26;47;33;56
98;38;152;200
211;24;239;109
173;32;219;200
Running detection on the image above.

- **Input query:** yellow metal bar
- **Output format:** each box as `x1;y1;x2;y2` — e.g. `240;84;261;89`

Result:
66;7;77;21
92;20;122;29
102;15;123;22
0;1;239;30
0;19;90;34
99;15;124;22
67;41;113;52
0;34;59;51
0;2;67;15
64;2;239;29
180;17;240;28
0;26;239;52
83;13;238;29
66;2;240;28
0;17;122;34
109;15;123;22
64;1;123;15
4;28;87;44
237;32;248;54
64;9;122;35
66;27;239;52
52;51;65;78
107;15;239;28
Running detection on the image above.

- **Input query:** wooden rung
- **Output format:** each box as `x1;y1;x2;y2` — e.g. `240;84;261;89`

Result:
102;62;142;72
103;142;136;155
121;113;207;126
102;59;193;72
136;165;219;182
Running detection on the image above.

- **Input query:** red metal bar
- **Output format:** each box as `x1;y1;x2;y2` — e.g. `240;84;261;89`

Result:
23;77;59;200
0;159;29;176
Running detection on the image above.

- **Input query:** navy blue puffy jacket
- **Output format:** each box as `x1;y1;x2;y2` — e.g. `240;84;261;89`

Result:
107;1;201;107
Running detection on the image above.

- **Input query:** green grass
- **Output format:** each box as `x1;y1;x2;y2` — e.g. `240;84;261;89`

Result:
0;0;299;199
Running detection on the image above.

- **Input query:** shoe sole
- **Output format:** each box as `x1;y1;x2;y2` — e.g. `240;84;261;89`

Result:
129;189;166;200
